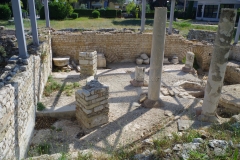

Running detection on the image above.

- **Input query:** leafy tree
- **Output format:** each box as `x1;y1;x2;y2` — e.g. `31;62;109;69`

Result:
126;1;136;14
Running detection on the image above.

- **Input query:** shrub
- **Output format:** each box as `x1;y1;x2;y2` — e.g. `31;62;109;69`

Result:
70;12;78;19
92;10;100;18
117;10;122;18
126;1;136;14
0;4;11;20
74;9;93;17
105;10;117;18
37;102;46;111
40;2;73;20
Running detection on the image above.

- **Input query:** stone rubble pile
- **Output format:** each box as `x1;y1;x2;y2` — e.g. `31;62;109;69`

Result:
75;80;109;129
136;53;150;65
79;51;97;76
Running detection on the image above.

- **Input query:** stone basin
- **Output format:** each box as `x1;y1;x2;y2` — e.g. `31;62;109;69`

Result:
52;56;70;67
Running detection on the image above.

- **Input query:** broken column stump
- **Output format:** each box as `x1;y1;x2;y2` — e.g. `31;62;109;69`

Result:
75;80;109;129
182;52;195;73
130;66;148;87
79;51;97;76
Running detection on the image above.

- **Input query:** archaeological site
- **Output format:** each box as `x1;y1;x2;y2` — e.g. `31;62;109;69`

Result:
1;1;240;160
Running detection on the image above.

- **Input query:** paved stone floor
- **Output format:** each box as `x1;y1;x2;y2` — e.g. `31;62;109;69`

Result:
30;63;208;157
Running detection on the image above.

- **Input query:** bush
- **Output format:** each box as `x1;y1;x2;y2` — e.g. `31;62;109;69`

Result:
74;9;93;17
92;10;100;18
40;2;73;20
105;10;117;18
0;4;11;20
117;10;122;18
70;12;78;19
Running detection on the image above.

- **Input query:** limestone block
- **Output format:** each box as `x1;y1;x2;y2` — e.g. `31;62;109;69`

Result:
143;58;150;64
140;53;149;60
135;66;145;82
97;53;106;68
185;52;194;68
136;58;143;65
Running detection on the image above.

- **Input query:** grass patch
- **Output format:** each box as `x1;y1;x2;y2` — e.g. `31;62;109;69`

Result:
63;82;80;96
43;76;61;96
37;102;46;111
77;151;93;160
37;143;51;155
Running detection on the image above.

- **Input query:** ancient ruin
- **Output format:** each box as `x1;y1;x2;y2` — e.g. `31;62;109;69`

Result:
1;2;240;159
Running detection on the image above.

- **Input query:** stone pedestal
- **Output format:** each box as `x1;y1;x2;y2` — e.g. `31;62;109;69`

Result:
75;80;109;128
79;51;97;76
97;53;106;68
182;52;194;73
130;66;148;87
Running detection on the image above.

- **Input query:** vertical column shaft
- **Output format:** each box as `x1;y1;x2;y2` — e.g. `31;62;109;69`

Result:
234;17;240;44
201;9;237;117
168;0;175;35
44;0;50;27
140;0;146;32
148;7;167;101
28;0;39;46
11;0;28;59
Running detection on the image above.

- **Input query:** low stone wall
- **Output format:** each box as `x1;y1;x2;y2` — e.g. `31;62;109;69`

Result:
79;51;97;76
187;29;216;43
225;61;240;84
0;35;52;160
52;32;215;71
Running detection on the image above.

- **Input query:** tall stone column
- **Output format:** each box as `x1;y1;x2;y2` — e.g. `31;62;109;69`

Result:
168;0;175;35
11;0;28;59
140;0;146;32
144;7;166;107
44;0;50;27
199;9;237;123
28;0;39;46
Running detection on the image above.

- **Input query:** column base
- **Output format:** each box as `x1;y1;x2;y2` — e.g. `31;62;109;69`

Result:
143;98;164;108
198;113;221;123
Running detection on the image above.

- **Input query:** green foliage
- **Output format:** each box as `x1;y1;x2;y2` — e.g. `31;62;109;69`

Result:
188;151;208;160
77;152;93;160
63;82;80;96
126;1;136;14
74;9;93;17
92;10;100;18
37;143;51;155
173;21;191;28
0;46;7;57
40;2;73;20
116;10;122;18
37;102;46;111
0;4;11;20
58;152;69;160
73;9;119;18
105;10;117;18
70;12;78;19
43;76;61;96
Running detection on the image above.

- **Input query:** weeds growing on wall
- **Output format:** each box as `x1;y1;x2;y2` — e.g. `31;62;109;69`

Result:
37;143;51;155
37;102;46;111
43;76;61;96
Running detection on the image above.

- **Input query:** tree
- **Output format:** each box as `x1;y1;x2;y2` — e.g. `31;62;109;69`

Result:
148;0;167;10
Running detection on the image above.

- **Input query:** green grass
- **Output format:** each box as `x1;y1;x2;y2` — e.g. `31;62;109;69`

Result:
0;18;219;37
43;75;61;96
37;143;51;155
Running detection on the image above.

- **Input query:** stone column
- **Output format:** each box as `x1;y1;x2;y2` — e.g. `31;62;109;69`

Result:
182;52;194;73
199;9;237;123
140;0;146;32
11;0;28;59
44;0;50;27
168;0;175;35
234;17;240;44
28;0;39;46
145;7;166;107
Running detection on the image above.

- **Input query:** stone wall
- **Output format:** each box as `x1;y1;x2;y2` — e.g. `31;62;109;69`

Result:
0;35;52;160
51;32;215;71
225;61;240;84
187;29;216;43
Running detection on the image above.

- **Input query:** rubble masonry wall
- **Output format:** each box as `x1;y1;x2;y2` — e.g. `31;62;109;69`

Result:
0;36;52;160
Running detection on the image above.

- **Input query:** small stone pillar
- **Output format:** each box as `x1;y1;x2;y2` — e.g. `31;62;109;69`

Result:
75;80;109;128
182;52;194;73
130;66;148;87
79;51;97;76
97;53;106;68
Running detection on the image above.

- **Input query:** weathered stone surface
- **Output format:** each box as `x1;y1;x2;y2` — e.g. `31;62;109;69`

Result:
79;51;97;76
224;61;240;84
75;80;109;129
97;53;106;68
143;58;150;64
52;56;70;67
140;53;149;60
177;119;194;131
135;66;145;82
136;58;143;65
219;84;240;113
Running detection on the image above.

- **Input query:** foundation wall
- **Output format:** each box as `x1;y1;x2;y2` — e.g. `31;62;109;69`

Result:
0;35;52;160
